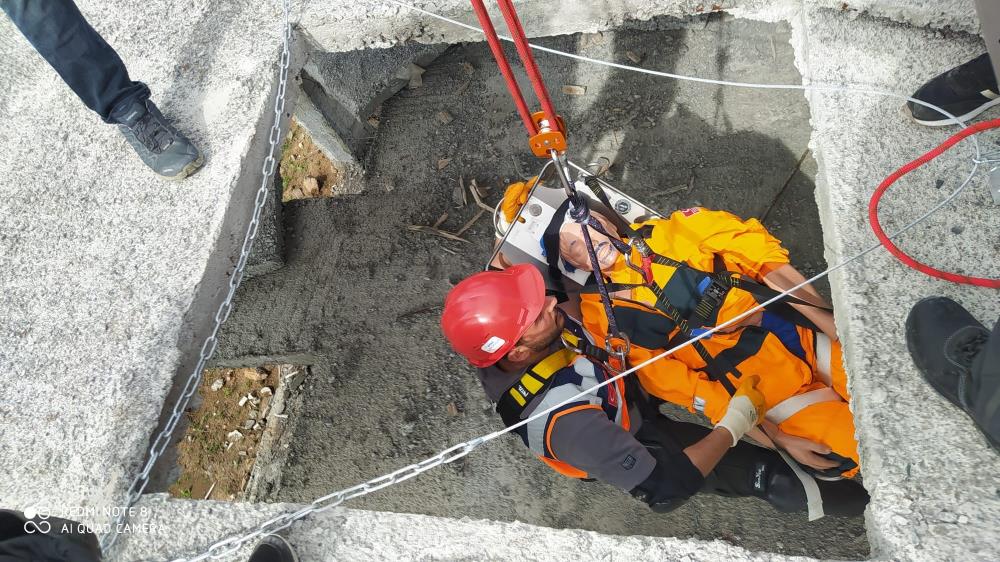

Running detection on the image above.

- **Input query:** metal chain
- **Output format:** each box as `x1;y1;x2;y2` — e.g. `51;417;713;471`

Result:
177;436;487;561
100;0;293;551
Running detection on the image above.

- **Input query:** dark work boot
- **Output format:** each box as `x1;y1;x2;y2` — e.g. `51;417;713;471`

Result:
905;53;1000;126
906;297;999;453
116;98;203;180
247;534;299;562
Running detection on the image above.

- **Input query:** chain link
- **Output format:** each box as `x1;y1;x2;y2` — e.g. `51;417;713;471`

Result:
99;0;293;552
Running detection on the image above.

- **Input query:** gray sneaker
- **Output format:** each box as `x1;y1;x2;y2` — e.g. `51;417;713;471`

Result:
117;99;204;180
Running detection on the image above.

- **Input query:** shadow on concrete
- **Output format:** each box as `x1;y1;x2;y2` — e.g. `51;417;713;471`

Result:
207;14;862;559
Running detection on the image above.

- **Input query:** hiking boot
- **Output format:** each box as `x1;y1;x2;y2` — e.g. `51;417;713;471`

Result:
906;297;1000;453
247;534;298;562
116;98;203;180
904;53;1000;126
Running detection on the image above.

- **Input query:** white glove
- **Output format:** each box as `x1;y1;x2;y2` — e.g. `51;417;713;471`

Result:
715;375;766;447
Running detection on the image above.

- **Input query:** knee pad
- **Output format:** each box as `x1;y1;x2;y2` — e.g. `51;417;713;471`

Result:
751;460;808;513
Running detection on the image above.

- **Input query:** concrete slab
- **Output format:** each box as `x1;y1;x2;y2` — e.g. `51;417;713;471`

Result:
814;0;979;34
300;42;448;158
118;494;807;562
301;0;795;52
300;0;980;55
291;86;365;195
790;6;1000;560
0;0;289;530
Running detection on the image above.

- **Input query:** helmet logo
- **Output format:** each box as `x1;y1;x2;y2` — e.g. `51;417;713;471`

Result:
481;336;507;353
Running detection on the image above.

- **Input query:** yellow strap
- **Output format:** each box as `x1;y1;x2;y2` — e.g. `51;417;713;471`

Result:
561;329;581;348
531;347;576;380
506;346;576;409
520;373;544;394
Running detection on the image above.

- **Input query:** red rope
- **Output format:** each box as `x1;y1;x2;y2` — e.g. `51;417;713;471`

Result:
468;0;536;135
495;0;561;133
869;117;1000;288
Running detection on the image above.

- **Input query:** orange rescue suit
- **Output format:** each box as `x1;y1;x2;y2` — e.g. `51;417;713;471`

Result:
579;208;859;478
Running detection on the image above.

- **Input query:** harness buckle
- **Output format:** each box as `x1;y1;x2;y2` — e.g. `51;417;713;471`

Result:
604;333;631;372
622;239;654;285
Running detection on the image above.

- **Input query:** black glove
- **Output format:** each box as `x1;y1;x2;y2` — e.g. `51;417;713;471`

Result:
629;440;704;513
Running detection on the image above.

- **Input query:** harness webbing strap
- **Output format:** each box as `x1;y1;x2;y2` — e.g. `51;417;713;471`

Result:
578;217;621;337
699;328;768;395
649;253;830;312
561;330;610;364
778;449;826;521
498;346;577;427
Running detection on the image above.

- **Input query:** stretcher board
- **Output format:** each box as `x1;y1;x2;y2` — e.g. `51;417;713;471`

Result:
491;179;661;290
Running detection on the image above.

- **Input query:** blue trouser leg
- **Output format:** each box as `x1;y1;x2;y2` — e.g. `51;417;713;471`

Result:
1;0;149;123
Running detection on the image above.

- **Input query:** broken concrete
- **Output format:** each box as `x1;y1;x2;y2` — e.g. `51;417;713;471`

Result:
300;43;448;159
790;5;1000;561
291;86;364;195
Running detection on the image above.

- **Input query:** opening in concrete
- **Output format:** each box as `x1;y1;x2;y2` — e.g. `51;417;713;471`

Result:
161;364;308;502
200;13;867;560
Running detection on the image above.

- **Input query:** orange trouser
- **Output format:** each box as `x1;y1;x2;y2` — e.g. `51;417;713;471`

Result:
626;323;859;478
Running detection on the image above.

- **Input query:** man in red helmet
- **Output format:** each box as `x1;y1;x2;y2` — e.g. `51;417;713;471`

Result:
441;264;870;515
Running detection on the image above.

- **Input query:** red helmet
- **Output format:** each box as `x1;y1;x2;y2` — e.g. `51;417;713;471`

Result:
441;264;546;367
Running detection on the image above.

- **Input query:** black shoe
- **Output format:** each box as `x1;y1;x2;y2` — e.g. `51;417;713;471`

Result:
116;98;204;180
904;53;1000;126
906;297;999;453
247;534;298;562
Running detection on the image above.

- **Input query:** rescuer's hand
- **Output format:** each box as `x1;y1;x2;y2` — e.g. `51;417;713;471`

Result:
715;375;766;447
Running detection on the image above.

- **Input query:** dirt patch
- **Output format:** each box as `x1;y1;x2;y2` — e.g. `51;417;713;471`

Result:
168;366;280;501
279;119;342;202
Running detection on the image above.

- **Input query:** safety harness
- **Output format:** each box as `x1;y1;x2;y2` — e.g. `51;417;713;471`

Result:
495;328;630;479
550;199;831;396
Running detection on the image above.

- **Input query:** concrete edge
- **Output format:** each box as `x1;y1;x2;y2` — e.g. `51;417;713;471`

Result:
142;29;310;495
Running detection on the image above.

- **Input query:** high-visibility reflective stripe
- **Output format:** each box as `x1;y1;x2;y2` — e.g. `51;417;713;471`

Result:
765;387;843;425
508;387;527;406
815;333;833;386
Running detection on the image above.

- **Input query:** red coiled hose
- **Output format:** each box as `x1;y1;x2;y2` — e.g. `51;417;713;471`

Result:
869;118;1000;288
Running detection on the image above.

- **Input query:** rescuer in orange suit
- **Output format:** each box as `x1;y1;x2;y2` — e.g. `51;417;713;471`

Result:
556;207;860;479
440;264;869;514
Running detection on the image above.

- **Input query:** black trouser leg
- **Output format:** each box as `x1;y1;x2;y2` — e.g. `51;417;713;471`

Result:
971;319;1000;448
975;0;1000;87
640;414;869;516
1;0;149;122
0;510;101;561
